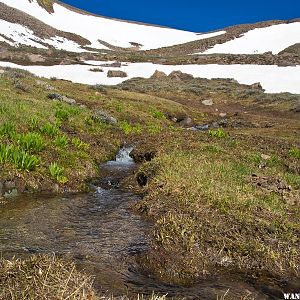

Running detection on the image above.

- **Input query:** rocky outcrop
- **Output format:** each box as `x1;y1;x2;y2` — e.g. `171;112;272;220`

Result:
150;70;168;79
168;70;194;81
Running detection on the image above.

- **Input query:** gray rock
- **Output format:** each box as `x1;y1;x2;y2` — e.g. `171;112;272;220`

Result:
47;93;76;105
107;70;127;78
92;110;117;125
4;188;18;198
179;117;193;126
250;82;263;89
202;99;214;106
4;180;16;190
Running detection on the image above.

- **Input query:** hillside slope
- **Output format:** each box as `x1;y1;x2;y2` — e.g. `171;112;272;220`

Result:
0;0;225;51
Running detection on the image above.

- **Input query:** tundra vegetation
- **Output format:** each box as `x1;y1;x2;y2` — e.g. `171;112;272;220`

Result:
0;67;299;298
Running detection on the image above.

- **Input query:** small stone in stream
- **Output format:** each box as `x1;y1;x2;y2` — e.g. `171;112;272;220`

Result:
219;113;227;117
202;99;214;106
92;110;117;125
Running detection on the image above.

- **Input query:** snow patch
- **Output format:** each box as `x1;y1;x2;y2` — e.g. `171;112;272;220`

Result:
0;60;300;94
196;23;300;55
0;19;88;52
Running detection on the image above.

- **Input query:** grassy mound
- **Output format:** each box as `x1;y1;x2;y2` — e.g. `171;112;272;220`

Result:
137;131;300;285
0;255;94;300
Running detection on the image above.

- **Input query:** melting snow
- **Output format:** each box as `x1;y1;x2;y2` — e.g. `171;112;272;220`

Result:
0;19;88;52
1;0;225;50
196;22;300;55
0;60;300;94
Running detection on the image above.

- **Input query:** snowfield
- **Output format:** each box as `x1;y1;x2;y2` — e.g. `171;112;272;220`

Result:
1;0;225;50
0;61;300;94
197;22;300;55
0;19;88;52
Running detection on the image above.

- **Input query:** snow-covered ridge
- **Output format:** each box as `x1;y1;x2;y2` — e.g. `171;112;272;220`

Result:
196;22;300;55
0;0;225;50
0;60;300;94
0;19;86;52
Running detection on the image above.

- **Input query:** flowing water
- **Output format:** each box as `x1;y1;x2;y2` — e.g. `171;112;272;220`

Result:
0;147;293;299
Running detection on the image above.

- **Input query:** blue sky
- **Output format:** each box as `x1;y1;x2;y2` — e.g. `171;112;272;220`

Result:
61;0;300;32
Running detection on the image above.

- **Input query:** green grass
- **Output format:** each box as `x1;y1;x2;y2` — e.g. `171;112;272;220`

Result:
137;132;300;285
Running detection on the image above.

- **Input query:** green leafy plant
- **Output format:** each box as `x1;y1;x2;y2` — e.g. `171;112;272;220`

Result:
49;162;68;184
29;117;39;130
289;147;300;160
55;108;70;121
119;121;142;135
0;144;39;171
54;105;80;122
40;123;59;137
54;135;68;149
16;132;45;153
0;123;16;138
0;144;13;163
150;108;166;119
209;128;228;138
71;137;89;150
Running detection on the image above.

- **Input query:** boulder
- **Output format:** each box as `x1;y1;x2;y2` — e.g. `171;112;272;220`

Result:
250;82;263;89
107;70;127;78
92;110;117;125
150;70;168;79
168;70;194;81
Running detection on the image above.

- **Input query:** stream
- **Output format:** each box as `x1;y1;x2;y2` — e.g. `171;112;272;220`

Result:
0;147;293;299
